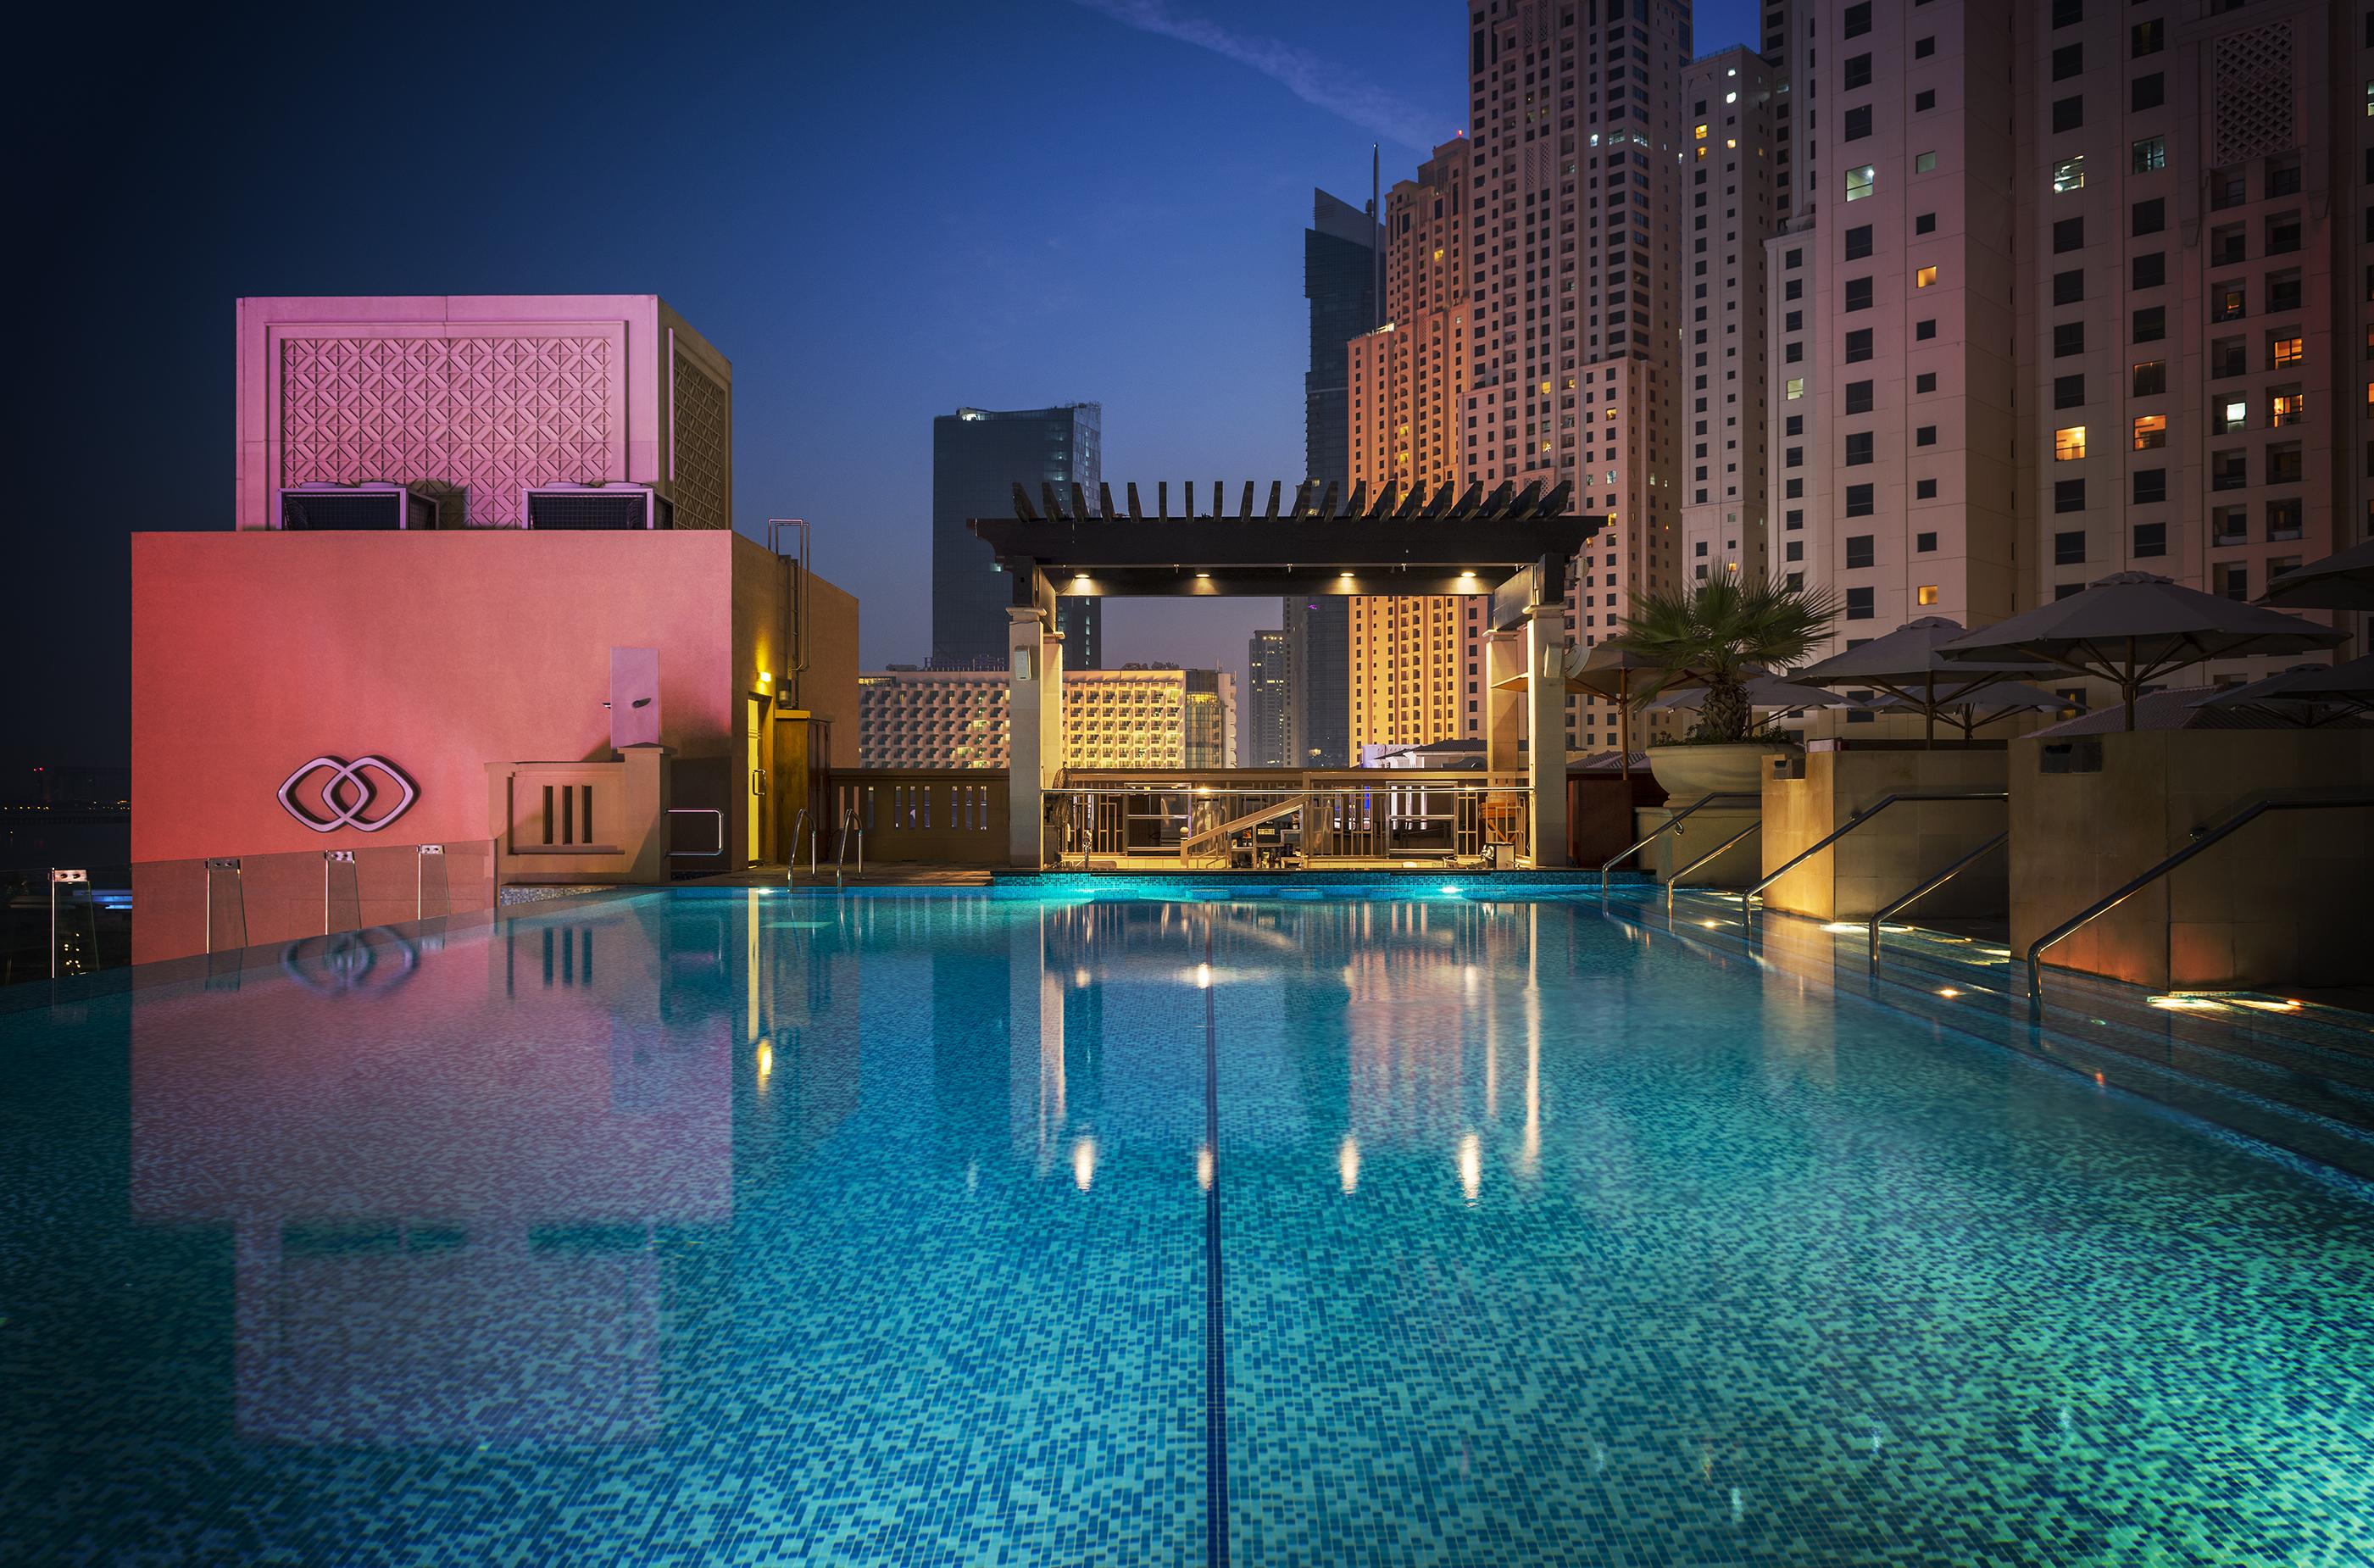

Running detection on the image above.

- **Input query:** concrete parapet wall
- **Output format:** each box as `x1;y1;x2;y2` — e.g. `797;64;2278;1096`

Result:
1761;749;2011;921
2010;731;2374;991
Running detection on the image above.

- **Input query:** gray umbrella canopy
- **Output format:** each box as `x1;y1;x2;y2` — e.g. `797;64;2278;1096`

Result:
1936;572;2346;731
2188;653;2374;726
1647;671;1859;713
1797;616;2057;745
2258;537;2374;613
1558;642;1709;776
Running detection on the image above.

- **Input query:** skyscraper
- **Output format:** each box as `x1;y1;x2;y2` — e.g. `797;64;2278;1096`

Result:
1770;0;2359;698
1293;190;1382;767
1679;47;1780;592
1247;628;1292;767
1463;0;1695;754
931;403;1103;671
1348;136;1483;754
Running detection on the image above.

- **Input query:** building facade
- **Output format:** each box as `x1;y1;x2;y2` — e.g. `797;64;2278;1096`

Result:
1293;191;1382;768
1348;136;1485;755
1246;628;1293;767
931;404;1103;671
1460;0;1695;755
1771;0;2358;688
859;666;1237;770
1679;47;1781;591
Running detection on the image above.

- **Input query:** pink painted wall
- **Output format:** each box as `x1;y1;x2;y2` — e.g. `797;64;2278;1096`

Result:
234;294;731;531
131;531;741;866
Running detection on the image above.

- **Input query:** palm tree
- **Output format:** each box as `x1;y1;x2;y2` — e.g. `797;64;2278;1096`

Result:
1605;576;1841;744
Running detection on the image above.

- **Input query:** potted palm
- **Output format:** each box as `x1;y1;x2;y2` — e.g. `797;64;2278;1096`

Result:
1604;575;1841;799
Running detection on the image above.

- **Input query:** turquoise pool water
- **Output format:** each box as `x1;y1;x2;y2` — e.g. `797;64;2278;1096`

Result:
2;890;2369;1565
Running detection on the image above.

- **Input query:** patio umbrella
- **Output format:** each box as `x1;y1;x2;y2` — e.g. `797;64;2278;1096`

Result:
1645;670;1860;715
1937;572;2346;731
1865;681;2068;741
1563;642;1708;776
2188;653;2374;726
2258;537;2374;613
1795;616;2058;748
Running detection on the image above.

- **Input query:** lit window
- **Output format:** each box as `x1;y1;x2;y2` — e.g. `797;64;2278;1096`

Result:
2132;414;2167;450
1916;585;1940;606
1785;377;1805;399
2132;135;2166;173
2054;425;2088;459
2272;335;2305;368
2053;157;2087;192
2272;392;2305;425
1915;151;1938;174
1915;265;1938;288
1695;123;1709;140
1845;164;1876;201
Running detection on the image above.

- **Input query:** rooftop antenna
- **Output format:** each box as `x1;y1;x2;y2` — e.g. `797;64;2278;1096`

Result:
1370;143;1382;334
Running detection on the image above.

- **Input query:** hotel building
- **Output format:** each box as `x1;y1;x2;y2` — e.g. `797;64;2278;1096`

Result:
931;403;1104;671
859;666;1238;771
130;295;859;960
1348;136;1483;754
1247;629;1293;768
1464;0;1695;755
1680;47;1781;590
1773;0;2360;687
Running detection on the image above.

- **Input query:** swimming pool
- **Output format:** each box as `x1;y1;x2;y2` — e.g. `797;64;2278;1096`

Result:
3;889;2369;1565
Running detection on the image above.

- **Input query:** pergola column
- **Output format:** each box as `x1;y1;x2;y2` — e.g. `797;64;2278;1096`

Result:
1484;629;1524;776
1006;608;1064;867
1525;604;1571;866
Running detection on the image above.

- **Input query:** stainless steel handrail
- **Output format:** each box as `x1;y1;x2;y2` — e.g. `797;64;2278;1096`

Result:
833;807;864;888
1666;820;1763;912
1598;792;1761;894
787;807;809;887
2026;790;2374;1020
1868;830;2009;972
1738;790;2009;921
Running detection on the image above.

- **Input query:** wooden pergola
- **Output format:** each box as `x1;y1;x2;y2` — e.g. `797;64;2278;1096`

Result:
967;479;1605;868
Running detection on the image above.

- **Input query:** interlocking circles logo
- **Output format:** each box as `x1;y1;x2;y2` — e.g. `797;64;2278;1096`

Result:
277;755;418;833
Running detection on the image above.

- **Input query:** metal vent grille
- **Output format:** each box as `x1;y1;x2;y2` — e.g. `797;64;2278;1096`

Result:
527;491;652;531
280;491;405;531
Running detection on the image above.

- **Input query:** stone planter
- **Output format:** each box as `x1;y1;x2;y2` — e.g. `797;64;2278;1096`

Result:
1647;742;1790;802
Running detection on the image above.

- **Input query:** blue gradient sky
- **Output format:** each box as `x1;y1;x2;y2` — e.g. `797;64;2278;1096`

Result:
14;0;1758;762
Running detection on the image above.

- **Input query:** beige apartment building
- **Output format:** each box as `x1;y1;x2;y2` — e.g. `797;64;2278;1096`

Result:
1681;47;1781;589
1774;0;2360;692
1463;0;1695;753
1348;136;1485;753
859;666;1237;771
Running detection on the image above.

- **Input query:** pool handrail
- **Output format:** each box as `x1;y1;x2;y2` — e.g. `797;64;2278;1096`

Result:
2026;788;2374;1020
833;806;864;888
1738;790;2009;922
1598;791;1761;895
1665;820;1764;913
787;807;809;887
1867;829;2010;972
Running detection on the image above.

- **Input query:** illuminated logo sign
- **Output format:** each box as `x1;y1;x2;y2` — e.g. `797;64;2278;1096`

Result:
277;755;417;834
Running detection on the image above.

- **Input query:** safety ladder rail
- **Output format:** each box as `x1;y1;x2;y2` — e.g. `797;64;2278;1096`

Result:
832;807;865;888
2026;789;2374;1020
787;806;809;887
1737;790;2010;922
1867;831;2010;973
1598;791;1761;895
1665;820;1764;913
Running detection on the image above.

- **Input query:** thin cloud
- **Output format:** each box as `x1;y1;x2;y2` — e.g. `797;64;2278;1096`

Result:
1073;0;1450;153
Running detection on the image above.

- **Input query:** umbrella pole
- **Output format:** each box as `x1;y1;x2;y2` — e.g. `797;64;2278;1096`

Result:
1618;670;1632;778
1924;671;1936;749
2124;637;2138;732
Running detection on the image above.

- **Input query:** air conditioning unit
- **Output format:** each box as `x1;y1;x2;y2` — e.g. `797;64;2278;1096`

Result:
277;482;436;531
525;484;675;531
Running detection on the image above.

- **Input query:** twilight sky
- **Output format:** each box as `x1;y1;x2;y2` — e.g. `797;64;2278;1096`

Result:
14;0;1757;764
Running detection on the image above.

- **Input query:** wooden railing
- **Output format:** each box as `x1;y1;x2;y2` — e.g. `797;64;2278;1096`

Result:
828;771;1009;865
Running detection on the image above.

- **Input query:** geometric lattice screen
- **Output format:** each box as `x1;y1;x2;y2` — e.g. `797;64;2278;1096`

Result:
2210;24;2298;168
279;336;614;526
670;353;730;531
